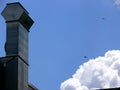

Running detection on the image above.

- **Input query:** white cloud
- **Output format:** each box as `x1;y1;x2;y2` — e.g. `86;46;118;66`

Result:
114;0;120;7
60;50;120;90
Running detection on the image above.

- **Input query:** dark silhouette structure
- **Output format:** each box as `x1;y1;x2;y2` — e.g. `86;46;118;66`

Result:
0;2;38;90
96;87;120;90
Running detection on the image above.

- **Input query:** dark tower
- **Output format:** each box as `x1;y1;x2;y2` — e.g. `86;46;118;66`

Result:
0;2;38;90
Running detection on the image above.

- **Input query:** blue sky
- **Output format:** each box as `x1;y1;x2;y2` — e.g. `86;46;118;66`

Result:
1;0;120;90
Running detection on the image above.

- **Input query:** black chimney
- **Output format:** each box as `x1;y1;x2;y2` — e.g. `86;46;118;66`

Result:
0;2;38;90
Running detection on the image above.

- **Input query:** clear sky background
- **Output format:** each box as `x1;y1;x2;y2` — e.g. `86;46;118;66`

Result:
0;0;120;90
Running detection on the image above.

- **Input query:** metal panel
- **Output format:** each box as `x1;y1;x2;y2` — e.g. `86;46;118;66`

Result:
6;22;19;56
18;58;28;90
18;23;28;62
4;57;18;90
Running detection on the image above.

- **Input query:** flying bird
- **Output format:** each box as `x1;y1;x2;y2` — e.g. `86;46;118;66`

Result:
101;17;106;20
84;56;87;58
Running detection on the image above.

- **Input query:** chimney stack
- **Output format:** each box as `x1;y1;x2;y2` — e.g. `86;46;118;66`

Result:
0;2;38;90
1;2;34;61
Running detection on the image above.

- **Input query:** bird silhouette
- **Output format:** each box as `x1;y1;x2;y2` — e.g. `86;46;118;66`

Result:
102;17;106;20
84;56;87;58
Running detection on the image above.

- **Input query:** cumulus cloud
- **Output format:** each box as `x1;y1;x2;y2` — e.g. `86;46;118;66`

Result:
60;50;120;90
